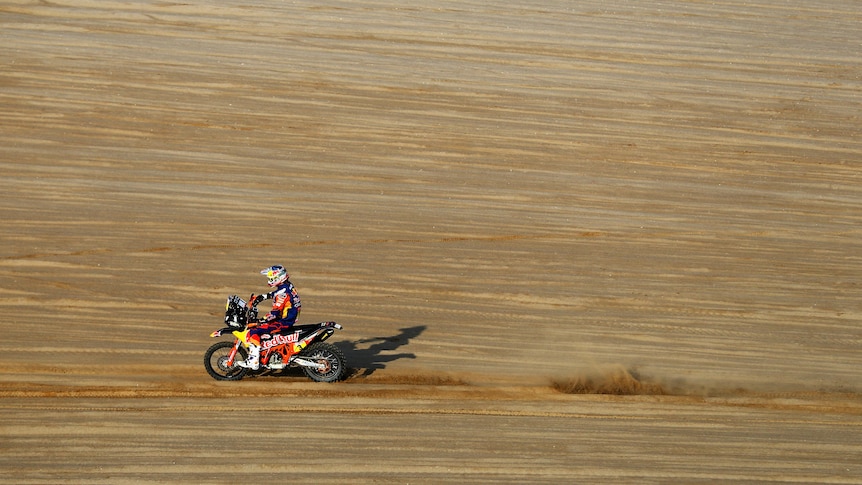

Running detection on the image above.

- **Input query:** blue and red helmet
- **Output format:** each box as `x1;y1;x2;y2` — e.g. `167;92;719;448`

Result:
261;265;289;287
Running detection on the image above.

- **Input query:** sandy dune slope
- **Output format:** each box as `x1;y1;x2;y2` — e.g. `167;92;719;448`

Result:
1;0;860;482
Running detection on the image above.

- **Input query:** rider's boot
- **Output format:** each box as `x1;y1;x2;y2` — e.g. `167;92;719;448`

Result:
237;343;260;370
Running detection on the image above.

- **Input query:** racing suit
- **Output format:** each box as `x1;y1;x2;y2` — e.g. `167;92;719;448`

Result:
249;280;301;346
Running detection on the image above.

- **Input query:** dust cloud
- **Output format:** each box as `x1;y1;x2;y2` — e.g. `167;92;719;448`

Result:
550;365;667;395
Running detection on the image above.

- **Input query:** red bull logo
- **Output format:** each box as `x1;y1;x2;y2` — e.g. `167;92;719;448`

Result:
261;330;301;350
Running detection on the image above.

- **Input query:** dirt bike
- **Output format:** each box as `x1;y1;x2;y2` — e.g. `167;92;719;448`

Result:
204;294;347;382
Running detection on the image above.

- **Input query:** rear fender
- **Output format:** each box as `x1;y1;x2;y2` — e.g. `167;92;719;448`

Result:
317;328;335;342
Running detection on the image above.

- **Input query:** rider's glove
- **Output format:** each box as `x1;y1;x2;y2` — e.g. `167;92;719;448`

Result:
250;294;264;306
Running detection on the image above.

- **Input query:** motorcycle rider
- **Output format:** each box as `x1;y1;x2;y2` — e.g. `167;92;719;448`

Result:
236;265;301;370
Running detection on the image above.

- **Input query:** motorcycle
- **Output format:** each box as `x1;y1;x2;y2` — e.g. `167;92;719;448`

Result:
204;294;347;382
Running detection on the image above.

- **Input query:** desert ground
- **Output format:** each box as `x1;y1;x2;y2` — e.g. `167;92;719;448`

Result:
1;0;861;482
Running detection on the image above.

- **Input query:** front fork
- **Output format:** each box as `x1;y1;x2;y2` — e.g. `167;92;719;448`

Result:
226;339;242;366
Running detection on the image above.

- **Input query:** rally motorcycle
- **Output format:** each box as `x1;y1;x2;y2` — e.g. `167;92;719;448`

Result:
204;295;347;382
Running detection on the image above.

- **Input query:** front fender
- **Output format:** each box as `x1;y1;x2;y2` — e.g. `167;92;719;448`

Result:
209;327;233;337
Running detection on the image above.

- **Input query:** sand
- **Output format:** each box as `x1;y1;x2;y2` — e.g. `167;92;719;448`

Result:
1;0;860;482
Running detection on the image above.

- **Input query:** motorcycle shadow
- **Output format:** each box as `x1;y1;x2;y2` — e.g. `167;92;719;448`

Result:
336;325;427;378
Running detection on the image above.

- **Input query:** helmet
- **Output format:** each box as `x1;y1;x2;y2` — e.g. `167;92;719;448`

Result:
261;265;289;287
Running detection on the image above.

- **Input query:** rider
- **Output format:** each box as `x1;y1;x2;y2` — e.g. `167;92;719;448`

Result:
237;265;301;370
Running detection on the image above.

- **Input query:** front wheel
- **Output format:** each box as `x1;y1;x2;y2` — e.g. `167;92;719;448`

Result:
300;342;346;382
204;341;248;381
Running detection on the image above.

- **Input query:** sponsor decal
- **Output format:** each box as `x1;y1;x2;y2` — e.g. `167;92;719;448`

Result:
261;330;301;350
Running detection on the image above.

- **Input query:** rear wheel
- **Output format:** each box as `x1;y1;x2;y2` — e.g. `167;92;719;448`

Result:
204;341;248;381
300;342;346;382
